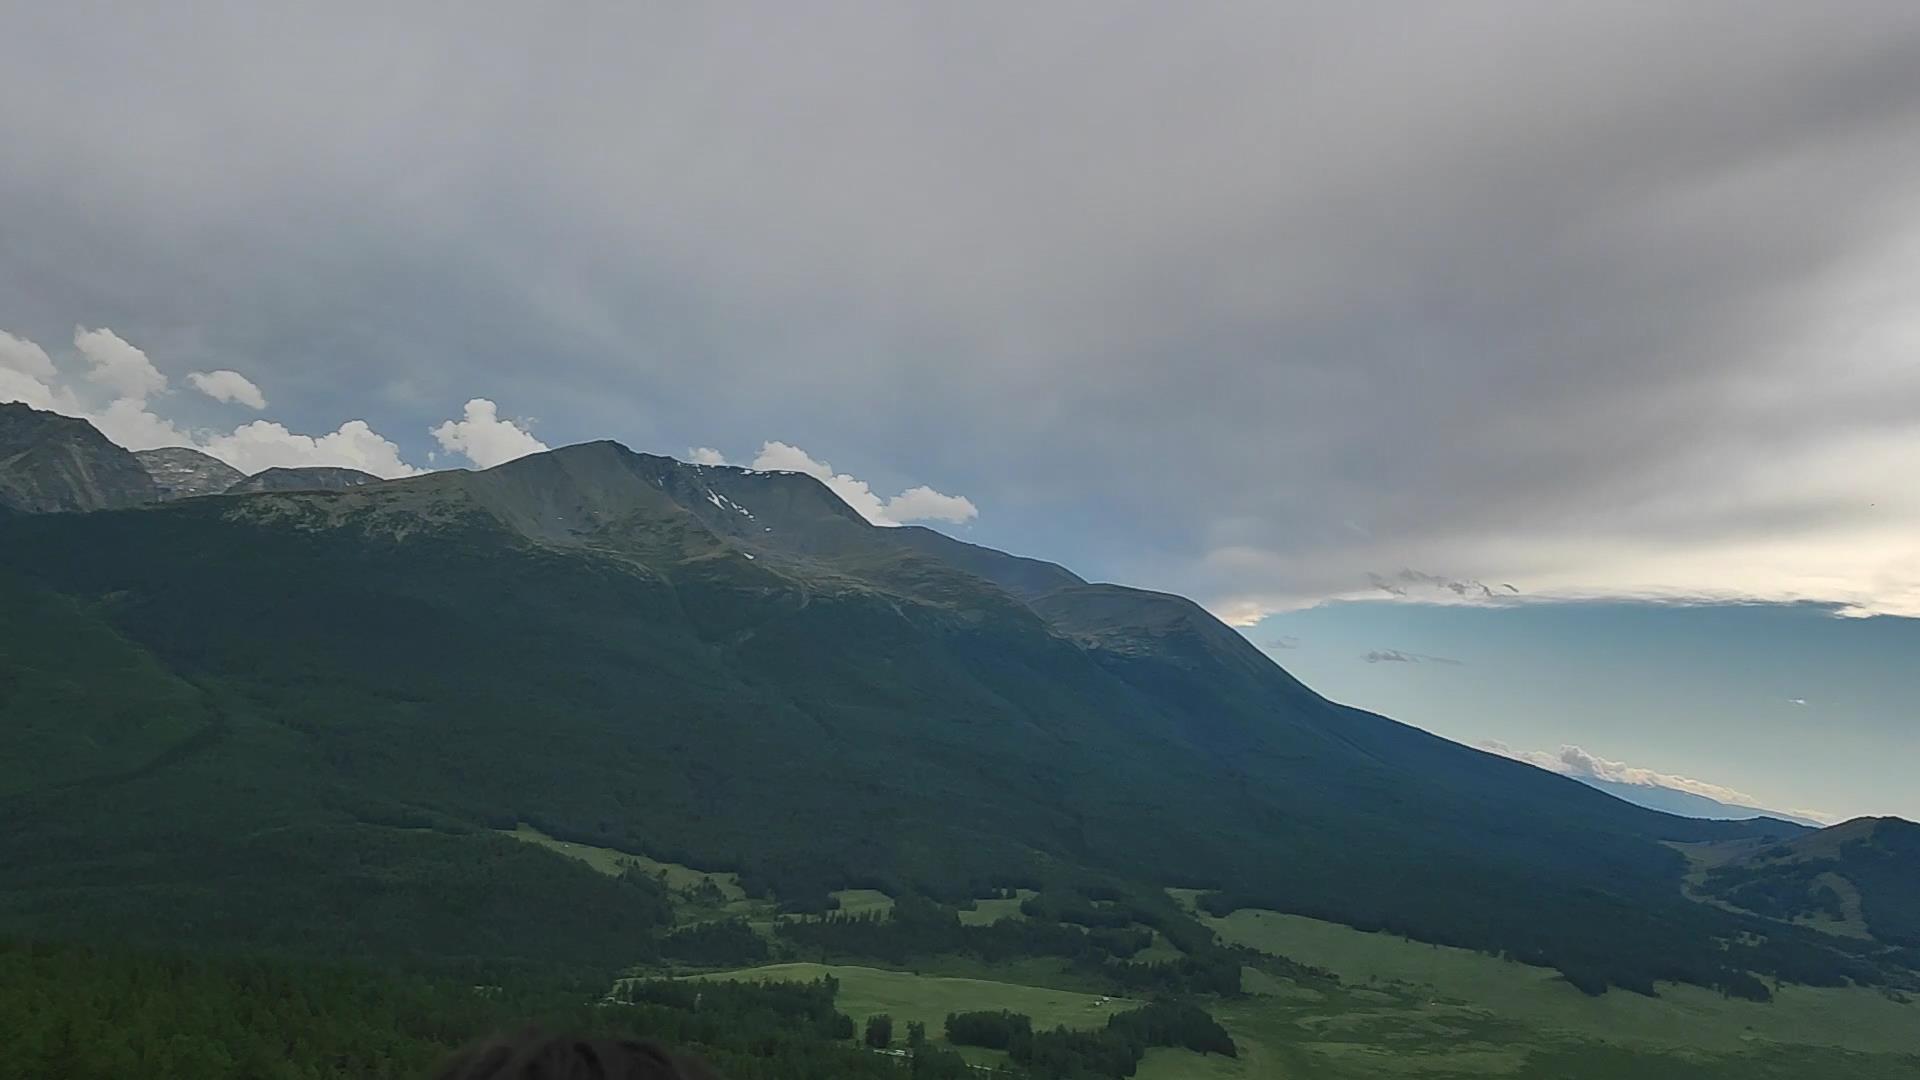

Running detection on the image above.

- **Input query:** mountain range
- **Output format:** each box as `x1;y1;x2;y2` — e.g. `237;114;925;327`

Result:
0;401;1914;998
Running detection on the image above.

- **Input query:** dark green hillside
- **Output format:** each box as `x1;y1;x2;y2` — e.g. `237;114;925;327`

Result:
0;576;212;795
0;438;1909;999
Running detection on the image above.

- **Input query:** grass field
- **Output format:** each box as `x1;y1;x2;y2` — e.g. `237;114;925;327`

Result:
1194;902;1920;1055
827;889;896;918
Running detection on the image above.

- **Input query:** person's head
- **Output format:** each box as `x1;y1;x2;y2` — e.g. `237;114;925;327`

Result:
432;1031;721;1080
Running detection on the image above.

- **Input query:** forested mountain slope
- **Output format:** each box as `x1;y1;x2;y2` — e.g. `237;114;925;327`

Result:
0;434;1911;998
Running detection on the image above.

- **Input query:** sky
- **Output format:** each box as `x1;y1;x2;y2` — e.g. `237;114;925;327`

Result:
3;3;1917;821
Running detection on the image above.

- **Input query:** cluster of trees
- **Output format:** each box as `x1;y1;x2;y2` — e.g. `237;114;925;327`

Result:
657;919;769;966
0;939;906;1080
614;976;855;1043
1704;860;1847;924
945;1002;1236;1079
1105;955;1243;997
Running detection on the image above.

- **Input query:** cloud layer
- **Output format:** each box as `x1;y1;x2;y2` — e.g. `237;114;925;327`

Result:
1363;649;1463;665
3;6;1920;618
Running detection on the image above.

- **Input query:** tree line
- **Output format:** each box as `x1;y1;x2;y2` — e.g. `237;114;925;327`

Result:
774;894;1245;997
945;1001;1236;1079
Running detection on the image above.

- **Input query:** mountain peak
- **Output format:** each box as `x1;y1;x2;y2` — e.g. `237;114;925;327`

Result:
0;401;159;512
134;447;246;500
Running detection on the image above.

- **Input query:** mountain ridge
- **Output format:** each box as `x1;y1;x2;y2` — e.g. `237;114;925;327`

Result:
0;407;1912;999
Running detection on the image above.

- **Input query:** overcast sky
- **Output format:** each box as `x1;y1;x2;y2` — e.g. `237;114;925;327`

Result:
5;3;1918;818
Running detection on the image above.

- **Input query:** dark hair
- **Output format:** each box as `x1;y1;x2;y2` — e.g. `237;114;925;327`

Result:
432;1031;722;1080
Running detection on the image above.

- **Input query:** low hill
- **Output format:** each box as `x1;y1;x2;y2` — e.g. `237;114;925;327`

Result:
1691;817;1920;948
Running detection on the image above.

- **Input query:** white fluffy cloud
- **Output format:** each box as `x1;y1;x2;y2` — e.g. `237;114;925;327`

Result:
203;420;420;478
750;440;891;521
0;331;66;411
0;325;426;478
429;398;548;469
885;485;980;525
88;396;193;452
688;446;728;466
745;441;977;527
0;330;56;381
187;369;267;409
73;326;168;400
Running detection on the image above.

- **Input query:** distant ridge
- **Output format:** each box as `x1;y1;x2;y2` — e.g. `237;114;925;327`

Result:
226;465;381;494
1579;775;1827;830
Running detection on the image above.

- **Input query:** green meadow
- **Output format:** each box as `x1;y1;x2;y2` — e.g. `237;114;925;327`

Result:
1171;891;1920;1079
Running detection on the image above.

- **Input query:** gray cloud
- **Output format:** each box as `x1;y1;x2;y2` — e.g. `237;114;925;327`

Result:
5;4;1920;617
1367;570;1516;603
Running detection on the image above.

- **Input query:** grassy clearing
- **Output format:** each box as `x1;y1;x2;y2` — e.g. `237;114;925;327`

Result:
499;825;751;912
959;889;1035;926
828;889;895;918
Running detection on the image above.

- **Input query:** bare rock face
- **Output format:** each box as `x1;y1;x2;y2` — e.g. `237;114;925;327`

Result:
226;466;382;494
0;402;159;513
135;447;247;500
